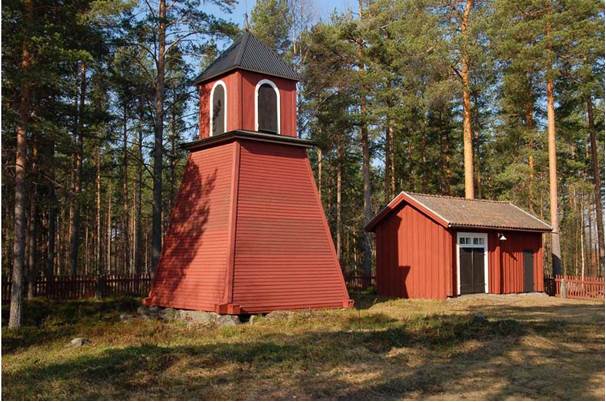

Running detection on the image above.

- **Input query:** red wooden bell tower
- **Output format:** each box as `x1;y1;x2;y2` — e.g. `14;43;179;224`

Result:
145;32;352;314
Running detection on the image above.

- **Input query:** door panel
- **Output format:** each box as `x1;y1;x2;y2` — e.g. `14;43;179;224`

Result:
460;248;474;294
523;250;534;292
460;247;485;295
472;248;485;293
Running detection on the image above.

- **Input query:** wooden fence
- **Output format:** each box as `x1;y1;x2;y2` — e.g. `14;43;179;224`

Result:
2;274;152;304
345;274;375;290
545;275;604;300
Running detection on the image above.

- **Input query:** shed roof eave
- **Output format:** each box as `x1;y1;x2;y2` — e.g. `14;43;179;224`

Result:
447;223;552;233
364;192;450;232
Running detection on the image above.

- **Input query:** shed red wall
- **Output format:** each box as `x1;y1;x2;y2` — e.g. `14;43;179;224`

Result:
487;230;544;293
372;202;545;299
374;204;454;299
198;70;297;139
232;140;349;312
146;142;236;310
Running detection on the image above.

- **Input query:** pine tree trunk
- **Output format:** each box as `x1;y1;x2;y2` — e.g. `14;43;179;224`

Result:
151;0;166;275
46;144;57;283
580;191;586;279
587;97;604;275
357;0;372;277
70;62;87;276
26;183;37;300
9;0;33;329
96;143;102;276
135;99;144;275
546;77;561;275
107;181;112;275
384;123;392;203
461;0;475;199
336;141;343;261
26;136;38;300
122;103;130;274
317;148;322;198
526;91;536;214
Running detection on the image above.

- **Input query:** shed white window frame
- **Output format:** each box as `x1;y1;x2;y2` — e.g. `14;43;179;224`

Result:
209;80;228;137
254;79;281;134
456;232;489;295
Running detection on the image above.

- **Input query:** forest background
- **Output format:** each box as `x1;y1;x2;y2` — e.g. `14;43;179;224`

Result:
2;0;604;327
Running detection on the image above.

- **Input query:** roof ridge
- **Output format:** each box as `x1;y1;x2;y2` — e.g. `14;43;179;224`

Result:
403;191;511;204
234;31;250;67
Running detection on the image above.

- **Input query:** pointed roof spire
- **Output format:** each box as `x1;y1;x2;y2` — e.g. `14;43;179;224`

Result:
193;32;300;85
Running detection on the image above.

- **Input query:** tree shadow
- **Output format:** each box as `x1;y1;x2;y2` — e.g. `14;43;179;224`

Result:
460;301;605;324
3;300;603;400
2;298;140;354
7;313;597;400
147;158;216;303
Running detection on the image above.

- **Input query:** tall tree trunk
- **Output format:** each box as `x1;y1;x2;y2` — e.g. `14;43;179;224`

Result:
46;146;57;283
526;87;536;214
70;62;87;276
357;0;372;277
151;0;166;274
336;140;344;262
107;181;112;274
26;136;38;300
135;99;144;275
122;103;130;274
317;148;322;198
10;0;33;329
461;0;475;199
546;77;561;275
96;143;102;275
472;91;482;198
587;97;603;275
169;109;177;211
580;191;586;279
26;189;38;299
95;144;102;298
384;123;394;203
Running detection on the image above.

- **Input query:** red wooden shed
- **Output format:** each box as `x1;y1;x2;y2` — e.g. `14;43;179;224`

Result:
365;192;552;299
144;32;351;314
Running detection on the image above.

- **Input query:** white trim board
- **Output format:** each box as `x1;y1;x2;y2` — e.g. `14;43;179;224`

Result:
209;80;228;137
254;79;281;134
456;232;489;295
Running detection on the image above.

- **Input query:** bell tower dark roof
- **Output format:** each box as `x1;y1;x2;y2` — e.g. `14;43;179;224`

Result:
193;32;300;85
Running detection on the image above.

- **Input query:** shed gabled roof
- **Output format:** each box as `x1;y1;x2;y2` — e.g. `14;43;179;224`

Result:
365;191;552;233
192;32;300;85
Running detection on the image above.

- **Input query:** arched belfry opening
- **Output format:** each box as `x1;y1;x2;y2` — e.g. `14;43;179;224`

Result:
255;79;279;133
145;32;352;314
210;80;226;136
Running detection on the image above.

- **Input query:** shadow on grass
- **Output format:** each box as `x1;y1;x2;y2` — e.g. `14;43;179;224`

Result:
2;298;141;353
2;297;604;400
463;302;605;324
2;315;540;400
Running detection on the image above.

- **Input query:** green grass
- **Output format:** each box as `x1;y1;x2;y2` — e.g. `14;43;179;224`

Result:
2;294;604;400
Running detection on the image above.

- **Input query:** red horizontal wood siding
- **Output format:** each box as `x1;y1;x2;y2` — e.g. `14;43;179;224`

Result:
374;204;453;299
146;143;236;310
231;140;349;312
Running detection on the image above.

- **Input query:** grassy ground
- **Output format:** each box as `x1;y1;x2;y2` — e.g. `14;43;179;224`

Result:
2;293;604;400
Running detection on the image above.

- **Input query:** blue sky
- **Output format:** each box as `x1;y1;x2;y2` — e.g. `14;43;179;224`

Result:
208;0;356;31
